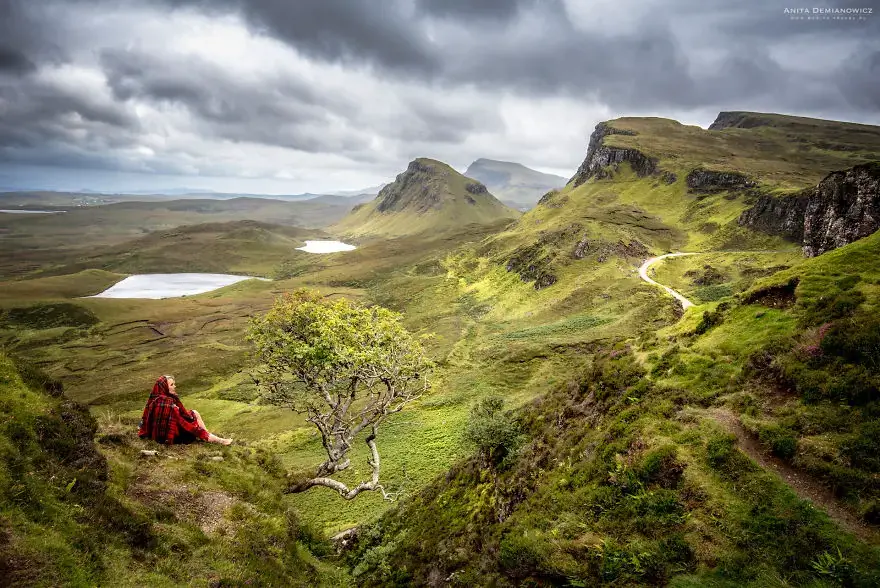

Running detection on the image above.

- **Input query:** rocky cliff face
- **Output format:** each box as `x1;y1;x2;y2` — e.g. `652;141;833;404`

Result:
375;159;496;214
686;169;757;193
570;122;657;187
803;162;880;256
738;191;810;242
739;162;880;257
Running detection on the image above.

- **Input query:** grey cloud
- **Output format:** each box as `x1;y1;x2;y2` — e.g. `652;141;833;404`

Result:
415;0;527;21
2;0;880;186
164;0;439;74
837;49;880;110
0;72;140;152
0;46;35;74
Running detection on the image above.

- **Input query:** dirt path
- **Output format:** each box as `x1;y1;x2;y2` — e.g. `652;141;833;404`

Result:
711;408;878;543
638;253;698;309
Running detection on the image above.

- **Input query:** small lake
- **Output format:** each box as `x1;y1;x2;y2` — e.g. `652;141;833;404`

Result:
0;209;67;214
296;240;356;253
90;273;269;299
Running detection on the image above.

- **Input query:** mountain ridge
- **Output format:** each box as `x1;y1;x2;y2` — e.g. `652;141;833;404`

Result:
334;157;520;237
464;158;568;210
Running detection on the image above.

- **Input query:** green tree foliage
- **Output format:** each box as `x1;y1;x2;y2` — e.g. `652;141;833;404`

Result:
247;289;432;500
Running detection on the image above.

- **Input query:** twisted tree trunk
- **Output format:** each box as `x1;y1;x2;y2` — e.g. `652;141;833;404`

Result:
284;426;396;500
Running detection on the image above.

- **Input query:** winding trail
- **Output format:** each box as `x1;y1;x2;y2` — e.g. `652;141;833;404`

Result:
638;252;698;309
635;252;878;540
712;409;878;543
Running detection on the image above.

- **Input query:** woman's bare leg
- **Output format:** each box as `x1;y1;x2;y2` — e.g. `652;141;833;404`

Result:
192;410;232;445
191;409;207;429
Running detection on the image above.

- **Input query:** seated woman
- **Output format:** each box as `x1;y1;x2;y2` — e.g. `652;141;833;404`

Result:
138;375;232;446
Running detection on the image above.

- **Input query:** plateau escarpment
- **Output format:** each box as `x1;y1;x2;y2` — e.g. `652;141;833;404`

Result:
740;161;880;256
569;122;657;186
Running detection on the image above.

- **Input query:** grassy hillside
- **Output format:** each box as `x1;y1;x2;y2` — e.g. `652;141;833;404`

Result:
0;353;347;586
346;232;880;587
334;158;520;238
603;114;880;193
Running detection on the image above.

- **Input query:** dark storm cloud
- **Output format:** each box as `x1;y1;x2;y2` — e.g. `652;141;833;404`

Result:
100;47;375;153
0;47;34;74
152;0;880;115
165;0;439;74
101;48;332;123
0;1;70;69
415;0;527;21
1;0;879;186
97;46;495;155
442;20;700;109
837;49;880;110
0;70;139;151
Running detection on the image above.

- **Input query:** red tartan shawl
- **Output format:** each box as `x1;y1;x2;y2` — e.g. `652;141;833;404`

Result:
138;376;207;444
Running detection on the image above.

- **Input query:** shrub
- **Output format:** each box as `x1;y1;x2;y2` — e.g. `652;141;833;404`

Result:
840;421;880;473
463;397;524;468
694;303;730;335
705;434;756;480
498;531;551;579
758;425;798;461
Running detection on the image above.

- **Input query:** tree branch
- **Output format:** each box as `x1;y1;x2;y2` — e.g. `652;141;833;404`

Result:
285;425;398;501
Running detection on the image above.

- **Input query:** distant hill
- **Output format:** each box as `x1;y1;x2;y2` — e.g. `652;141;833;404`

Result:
327;184;384;198
463;158;567;210
44;220;327;277
0;188;377;207
0;196;357;278
334;158;520;238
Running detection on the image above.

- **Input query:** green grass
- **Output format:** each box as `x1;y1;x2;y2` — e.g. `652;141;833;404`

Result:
604;114;880;192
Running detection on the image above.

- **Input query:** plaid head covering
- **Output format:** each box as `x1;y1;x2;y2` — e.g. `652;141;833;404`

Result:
137;376;208;444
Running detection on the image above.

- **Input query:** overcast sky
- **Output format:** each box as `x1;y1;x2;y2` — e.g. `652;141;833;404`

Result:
0;0;878;194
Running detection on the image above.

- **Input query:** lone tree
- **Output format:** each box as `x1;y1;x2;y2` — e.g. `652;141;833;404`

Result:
247;289;432;500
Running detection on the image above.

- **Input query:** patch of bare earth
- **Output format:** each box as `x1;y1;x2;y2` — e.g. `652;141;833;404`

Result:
128;473;237;535
710;408;878;543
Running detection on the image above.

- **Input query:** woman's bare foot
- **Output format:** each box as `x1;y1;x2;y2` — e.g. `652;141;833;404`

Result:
207;433;233;445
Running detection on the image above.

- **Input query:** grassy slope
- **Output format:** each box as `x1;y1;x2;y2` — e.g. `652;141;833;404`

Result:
340;114;880;584
0;353;346;586
644;232;880;521
334;158;520;238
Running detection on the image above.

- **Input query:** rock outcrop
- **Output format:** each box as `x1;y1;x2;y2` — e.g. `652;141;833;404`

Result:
708;111;774;131
803;162;880;256
738;191;811;242
686;169;757;193
739;162;880;257
570;123;657;187
375;160;444;214
335;157;519;237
